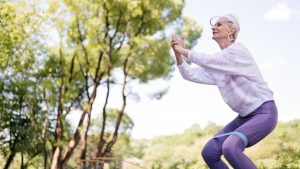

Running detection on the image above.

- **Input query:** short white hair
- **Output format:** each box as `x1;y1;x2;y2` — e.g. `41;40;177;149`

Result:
222;14;240;32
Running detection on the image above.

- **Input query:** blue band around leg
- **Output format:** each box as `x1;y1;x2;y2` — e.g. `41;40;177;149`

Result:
213;131;248;147
231;131;248;146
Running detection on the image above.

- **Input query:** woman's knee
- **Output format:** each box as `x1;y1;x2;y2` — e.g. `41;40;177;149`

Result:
201;144;211;160
202;139;221;160
222;141;234;159
222;136;244;159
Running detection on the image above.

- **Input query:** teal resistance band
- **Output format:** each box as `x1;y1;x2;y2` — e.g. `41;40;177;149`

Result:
213;131;248;147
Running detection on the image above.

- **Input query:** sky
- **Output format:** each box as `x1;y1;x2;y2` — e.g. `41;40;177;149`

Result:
68;0;300;139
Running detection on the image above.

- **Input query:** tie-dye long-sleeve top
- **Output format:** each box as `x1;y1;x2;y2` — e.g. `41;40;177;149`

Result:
177;42;273;117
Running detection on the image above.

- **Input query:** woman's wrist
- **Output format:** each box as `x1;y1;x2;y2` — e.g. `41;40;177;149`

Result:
175;54;183;65
174;45;182;54
175;45;189;58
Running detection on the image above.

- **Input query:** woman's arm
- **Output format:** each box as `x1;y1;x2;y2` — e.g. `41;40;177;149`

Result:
171;35;216;85
172;37;256;76
174;50;184;65
188;46;257;76
177;62;216;85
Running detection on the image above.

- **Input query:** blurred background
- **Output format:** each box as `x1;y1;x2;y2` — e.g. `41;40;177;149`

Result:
1;0;299;168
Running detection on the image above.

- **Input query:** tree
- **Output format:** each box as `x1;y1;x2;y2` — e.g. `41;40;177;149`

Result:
0;1;50;168
45;0;201;168
72;109;134;168
1;0;202;168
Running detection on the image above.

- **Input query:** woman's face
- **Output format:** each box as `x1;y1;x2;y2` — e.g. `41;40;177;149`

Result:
211;18;232;41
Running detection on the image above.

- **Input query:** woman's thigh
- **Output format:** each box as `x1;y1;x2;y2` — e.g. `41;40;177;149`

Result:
236;101;278;147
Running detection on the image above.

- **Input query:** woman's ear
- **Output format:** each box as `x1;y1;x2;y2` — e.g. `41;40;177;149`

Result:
230;27;237;34
229;27;237;40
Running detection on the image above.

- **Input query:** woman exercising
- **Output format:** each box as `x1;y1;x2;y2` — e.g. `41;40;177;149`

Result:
171;14;278;169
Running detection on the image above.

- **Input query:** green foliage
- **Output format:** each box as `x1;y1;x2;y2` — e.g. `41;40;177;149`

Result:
0;1;52;168
45;0;201;167
90;109;134;137
130;123;219;169
176;17;203;49
274;128;300;169
0;2;24;70
1;0;203;168
0;2;65;169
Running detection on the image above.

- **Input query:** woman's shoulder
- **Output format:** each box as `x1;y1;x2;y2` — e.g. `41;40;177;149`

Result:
227;42;250;53
230;42;246;49
222;42;254;61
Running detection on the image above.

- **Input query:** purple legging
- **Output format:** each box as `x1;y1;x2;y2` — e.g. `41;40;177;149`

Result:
202;100;278;169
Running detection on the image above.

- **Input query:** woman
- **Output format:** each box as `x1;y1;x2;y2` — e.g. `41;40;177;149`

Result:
171;14;278;169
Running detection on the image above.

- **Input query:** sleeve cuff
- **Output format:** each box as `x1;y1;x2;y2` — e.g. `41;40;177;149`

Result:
187;50;206;66
187;50;193;60
187;50;198;62
177;61;188;68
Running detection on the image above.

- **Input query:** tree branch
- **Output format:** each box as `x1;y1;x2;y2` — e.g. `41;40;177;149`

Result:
76;54;90;100
75;17;91;100
103;56;128;156
135;2;146;36
96;71;111;157
68;52;76;83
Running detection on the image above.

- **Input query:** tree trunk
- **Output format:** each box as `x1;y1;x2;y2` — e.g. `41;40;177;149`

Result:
50;101;64;169
50;147;62;169
43;144;48;169
50;48;65;169
4;151;16;169
50;114;63;169
79;111;91;168
21;152;24;169
42;89;50;169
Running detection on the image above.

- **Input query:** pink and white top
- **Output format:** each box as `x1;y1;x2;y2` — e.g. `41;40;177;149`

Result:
177;42;273;117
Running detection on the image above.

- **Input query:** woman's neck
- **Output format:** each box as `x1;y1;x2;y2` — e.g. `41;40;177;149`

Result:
216;39;234;49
